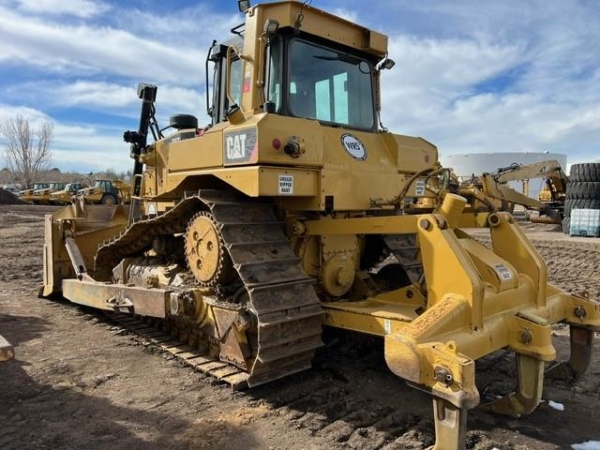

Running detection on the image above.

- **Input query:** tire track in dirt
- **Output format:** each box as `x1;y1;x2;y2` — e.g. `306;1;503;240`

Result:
532;239;600;301
2;206;600;450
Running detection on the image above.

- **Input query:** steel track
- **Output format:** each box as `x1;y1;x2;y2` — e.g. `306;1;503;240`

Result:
94;190;324;388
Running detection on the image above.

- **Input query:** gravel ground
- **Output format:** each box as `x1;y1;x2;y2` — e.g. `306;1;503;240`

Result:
1;205;599;450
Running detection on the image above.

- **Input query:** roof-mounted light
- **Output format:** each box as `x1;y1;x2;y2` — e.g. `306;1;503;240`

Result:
379;58;396;71
264;19;280;34
238;0;251;12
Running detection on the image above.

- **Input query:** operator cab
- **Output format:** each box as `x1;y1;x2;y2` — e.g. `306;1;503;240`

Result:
94;180;110;189
206;9;388;132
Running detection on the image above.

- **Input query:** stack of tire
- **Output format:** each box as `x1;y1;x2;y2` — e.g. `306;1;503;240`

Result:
563;163;600;234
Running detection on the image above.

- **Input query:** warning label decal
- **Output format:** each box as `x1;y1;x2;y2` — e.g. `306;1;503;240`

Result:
279;174;293;195
494;263;513;281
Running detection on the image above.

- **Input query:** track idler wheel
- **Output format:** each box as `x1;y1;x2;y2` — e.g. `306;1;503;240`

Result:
185;211;236;286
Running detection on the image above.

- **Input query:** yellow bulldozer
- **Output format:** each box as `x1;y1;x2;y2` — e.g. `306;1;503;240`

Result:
40;2;599;449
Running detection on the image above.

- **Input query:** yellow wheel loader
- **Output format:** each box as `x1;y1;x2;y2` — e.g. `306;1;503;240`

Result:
76;179;132;205
31;182;66;205
40;2;599;449
49;182;89;205
19;182;50;203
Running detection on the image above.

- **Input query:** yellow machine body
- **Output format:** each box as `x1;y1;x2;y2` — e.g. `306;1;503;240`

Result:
77;179;132;205
457;160;568;223
49;182;89;205
31;183;65;205
41;3;599;449
19;182;50;203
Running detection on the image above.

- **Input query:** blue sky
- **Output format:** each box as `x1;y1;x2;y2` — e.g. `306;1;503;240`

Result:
1;0;599;172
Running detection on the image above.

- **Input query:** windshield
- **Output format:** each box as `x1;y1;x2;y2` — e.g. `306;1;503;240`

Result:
94;181;103;188
287;39;375;130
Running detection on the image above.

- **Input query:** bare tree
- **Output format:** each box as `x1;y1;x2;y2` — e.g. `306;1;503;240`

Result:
1;115;53;188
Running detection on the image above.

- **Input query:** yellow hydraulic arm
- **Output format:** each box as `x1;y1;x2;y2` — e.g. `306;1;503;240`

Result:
492;159;569;202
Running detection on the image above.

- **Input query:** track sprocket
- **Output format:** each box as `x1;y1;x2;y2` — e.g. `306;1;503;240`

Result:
185;211;235;286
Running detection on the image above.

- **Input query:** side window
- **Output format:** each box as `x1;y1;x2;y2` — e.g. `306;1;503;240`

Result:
210;61;220;121
267;37;282;111
210;54;243;123
229;58;243;107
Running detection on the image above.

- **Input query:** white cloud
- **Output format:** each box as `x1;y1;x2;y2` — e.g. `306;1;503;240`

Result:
54;82;205;117
52;148;130;172
0;104;50;125
0;5;206;85
54;82;134;109
331;8;359;24
0;103;130;171
12;0;110;18
114;6;240;42
380;35;525;124
3;80;207;128
374;1;600;165
1;0;600;172
52;121;132;171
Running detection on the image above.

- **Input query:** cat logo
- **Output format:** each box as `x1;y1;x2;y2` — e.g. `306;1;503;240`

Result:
224;129;257;164
226;134;247;160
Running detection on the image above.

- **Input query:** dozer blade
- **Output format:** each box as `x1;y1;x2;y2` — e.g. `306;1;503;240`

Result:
41;200;128;297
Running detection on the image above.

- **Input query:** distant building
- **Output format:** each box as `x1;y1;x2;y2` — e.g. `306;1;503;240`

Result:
441;152;567;200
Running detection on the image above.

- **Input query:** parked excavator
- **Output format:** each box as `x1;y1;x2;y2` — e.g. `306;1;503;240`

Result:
458;160;568;223
40;2;599;449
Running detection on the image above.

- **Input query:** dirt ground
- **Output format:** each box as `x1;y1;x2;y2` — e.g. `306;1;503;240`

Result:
1;205;599;450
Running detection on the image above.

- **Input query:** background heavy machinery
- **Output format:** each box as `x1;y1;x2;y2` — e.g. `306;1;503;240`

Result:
49;182;88;205
40;2;599;449
76;179;132;205
31;182;66;205
18;182;50;203
457;160;568;223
